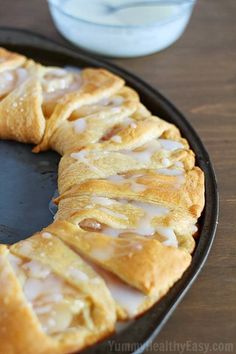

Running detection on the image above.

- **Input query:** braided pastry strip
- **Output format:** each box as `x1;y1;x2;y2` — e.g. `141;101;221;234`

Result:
0;47;124;144
0;47;205;352
0;232;115;354
53;103;204;319
43;86;140;155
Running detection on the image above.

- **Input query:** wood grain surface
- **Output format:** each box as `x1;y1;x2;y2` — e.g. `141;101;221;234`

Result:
0;0;235;353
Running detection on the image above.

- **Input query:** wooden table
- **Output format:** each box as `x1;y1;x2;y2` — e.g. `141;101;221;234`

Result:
1;0;235;352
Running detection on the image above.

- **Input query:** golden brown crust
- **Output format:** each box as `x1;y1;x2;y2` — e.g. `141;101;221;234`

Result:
0;47;205;353
46;221;191;295
0;246;58;354
0;47;26;72
57;118;195;194
34;68;124;153
0;75;45;143
0;234;116;354
46;86;139;155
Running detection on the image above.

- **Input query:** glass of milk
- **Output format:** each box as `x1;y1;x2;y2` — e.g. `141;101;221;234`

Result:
48;0;197;57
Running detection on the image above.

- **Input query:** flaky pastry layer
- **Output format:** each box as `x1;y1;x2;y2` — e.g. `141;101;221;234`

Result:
0;48;205;354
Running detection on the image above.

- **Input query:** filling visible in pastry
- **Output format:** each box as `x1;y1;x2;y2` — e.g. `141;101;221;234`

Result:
79;219;178;248
78;197;179;248
69;137;186;179
101;117;137;142
42;68;81;103
106;171;184;190
42;67;83;118
8;253;91;336
89;261;146;318
70;97;126;136
120;138;184;163
69;94;126;123
0;67;28;98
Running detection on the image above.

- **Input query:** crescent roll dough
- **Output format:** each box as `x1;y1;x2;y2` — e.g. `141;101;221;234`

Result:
34;67;124;152
0;232;116;354
43;87;140;155
42;221;191;320
0;50;124;145
57;116;195;194
0;48;205;353
0;47;26;73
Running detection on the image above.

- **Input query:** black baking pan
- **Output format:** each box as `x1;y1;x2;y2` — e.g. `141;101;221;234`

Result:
0;28;219;354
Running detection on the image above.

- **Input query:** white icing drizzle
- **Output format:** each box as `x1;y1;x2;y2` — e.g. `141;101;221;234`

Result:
158;139;184;151
191;224;198;233
42;232;52;239
16;68;28;85
107;173;147;193
111;95;124;106
73;118;87;134
17;242;32;255
24;273;64;301
39;293;63;303
23;260;51;279
89;229;143;261
99;94;124;107
91;196;128;220
109;278;145;316
130;201;169;236
70;151;102;175
130;122;137;129
68;267;89;282
43;68;81;101
162;157;170;166
175;161;184;168
48;68;67;76
91;196;114;206
103;227;124;238
8;255;87;335
43;68;73;92
7;253;23;271
0;71;14;95
155;226;178;247
111;135;122;143
120;116;137;130
120;138;184;164
94;266;145;317
90;246;114;261
157;168;184;176
0;68;28;96
34;305;52;315
100;207;128;220
121;140;161;163
98;200;178;247
110;107;121;113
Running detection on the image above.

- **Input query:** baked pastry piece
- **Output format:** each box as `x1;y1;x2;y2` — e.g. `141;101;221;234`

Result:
0;47;26;74
0;47;205;353
56;111;204;254
39;86;140;155
51;106;204;321
44;220;191;320
57;115;195;193
34;67;124;152
0;232;116;354
0;48;124;145
0;60;47;144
